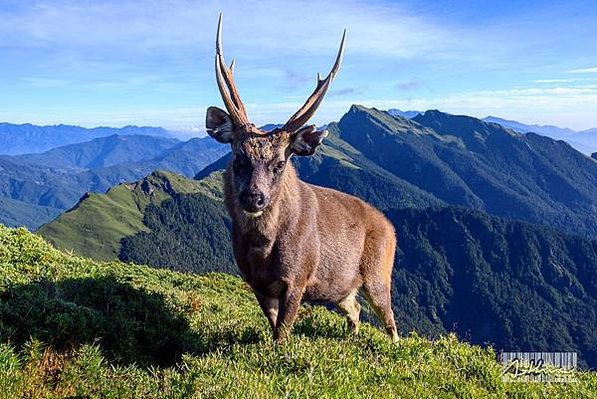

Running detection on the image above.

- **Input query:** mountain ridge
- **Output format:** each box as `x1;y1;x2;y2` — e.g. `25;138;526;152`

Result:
0;122;175;155
14;134;181;170
338;105;597;238
482;115;597;154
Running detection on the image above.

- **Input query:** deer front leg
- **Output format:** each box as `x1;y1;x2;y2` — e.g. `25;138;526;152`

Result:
273;283;305;342
254;291;279;333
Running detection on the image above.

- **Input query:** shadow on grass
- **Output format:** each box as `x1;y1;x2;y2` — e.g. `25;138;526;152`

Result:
0;276;203;367
0;277;372;367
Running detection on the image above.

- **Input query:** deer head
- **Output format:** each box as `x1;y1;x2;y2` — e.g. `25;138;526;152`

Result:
206;13;346;216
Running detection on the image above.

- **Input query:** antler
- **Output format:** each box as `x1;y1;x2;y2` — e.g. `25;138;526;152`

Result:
215;13;255;130
283;29;346;133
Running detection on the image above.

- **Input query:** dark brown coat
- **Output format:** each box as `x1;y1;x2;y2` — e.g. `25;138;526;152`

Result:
205;13;398;341
224;162;398;341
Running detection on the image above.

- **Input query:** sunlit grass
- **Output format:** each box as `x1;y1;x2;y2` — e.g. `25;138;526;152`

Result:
1;225;595;398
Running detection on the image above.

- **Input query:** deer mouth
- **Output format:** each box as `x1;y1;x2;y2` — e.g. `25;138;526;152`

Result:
243;210;263;218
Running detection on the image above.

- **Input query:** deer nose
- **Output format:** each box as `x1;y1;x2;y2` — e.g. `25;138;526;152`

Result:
240;190;268;212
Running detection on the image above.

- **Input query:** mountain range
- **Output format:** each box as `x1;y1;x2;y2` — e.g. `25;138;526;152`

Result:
0;123;176;155
33;105;597;367
30;104;597;240
0;135;228;229
386;109;597;155
14;134;180;170
481;116;597;155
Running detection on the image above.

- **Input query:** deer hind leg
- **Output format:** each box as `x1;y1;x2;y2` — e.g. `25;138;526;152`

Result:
362;283;399;342
361;231;399;342
337;289;361;334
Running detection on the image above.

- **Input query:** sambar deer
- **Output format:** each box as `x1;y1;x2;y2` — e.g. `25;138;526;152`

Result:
206;14;399;342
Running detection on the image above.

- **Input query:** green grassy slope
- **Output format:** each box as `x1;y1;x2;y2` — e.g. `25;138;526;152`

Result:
1;226;595;398
37;171;213;261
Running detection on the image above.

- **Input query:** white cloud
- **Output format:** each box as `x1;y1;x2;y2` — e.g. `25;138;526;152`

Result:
532;79;579;83
352;86;597;130
568;67;597;74
0;0;476;60
19;77;70;88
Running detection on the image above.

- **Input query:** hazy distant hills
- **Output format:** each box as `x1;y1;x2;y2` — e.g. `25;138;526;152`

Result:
386;108;422;119
0;122;175;155
482;115;597;154
0;134;228;229
0;197;61;230
482;116;577;138
15;134;180;170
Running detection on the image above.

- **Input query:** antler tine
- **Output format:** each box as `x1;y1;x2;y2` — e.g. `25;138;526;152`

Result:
283;29;346;133
215;13;250;127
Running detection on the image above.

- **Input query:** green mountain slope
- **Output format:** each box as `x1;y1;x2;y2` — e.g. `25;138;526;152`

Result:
37;171;216;261
16;134;180;170
339;105;597;237
1;226;594;398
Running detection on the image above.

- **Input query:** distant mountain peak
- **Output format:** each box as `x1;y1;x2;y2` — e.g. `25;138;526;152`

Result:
413;109;520;141
482;116;597;154
386;109;422;119
0;122;176;156
341;104;432;135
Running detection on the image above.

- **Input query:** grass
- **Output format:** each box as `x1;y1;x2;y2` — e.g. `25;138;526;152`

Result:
1;225;595;398
37;171;218;261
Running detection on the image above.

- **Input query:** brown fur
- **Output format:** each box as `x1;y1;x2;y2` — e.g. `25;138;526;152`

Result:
223;154;399;342
207;16;396;341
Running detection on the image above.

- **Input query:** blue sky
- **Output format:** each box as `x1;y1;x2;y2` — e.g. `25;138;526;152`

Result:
1;0;597;133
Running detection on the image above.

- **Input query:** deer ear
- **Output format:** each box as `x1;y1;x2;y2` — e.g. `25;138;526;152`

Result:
289;125;328;156
206;106;234;143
